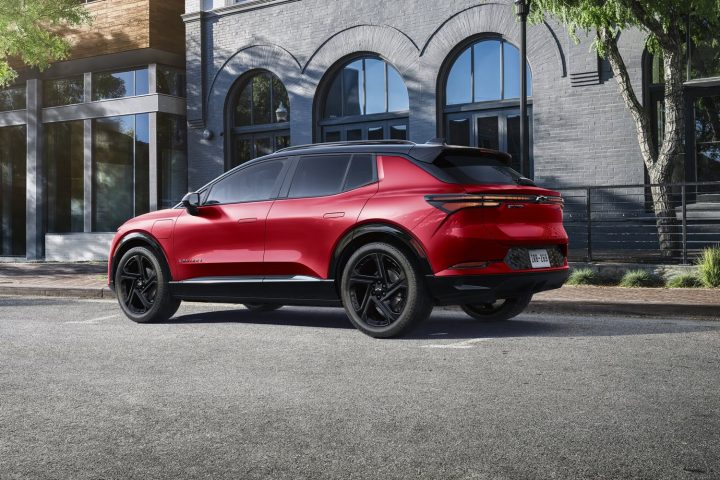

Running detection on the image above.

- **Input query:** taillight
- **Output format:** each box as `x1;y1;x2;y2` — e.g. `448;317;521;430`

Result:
425;193;563;213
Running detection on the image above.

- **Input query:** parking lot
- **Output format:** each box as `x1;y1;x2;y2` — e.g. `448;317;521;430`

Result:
1;296;718;479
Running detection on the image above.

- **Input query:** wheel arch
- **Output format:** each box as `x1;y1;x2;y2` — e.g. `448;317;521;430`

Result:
110;232;173;286
329;223;433;281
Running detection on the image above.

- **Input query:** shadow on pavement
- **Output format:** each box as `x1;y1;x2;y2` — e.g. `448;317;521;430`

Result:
167;307;355;330
167;306;719;340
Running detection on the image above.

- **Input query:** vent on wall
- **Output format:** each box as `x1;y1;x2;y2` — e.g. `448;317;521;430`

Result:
570;71;601;87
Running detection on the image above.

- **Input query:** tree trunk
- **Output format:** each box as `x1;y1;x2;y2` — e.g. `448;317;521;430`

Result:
599;28;683;258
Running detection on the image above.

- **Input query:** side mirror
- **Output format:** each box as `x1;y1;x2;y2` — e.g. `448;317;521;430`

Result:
181;192;201;216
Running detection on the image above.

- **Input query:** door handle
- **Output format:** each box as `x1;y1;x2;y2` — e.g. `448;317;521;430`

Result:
237;217;258;223
323;212;345;219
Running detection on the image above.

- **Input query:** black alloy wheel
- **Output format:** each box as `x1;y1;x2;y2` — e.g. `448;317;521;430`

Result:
115;246;181;323
461;294;532;322
118;253;158;315
341;242;432;338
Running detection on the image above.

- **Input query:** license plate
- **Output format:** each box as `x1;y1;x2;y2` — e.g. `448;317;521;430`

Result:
528;249;551;268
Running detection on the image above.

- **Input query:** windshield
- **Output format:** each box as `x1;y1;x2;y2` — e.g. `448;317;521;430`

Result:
427;154;525;185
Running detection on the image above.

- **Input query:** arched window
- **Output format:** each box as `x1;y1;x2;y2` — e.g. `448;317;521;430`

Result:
318;56;409;142
228;70;290;170
442;38;533;176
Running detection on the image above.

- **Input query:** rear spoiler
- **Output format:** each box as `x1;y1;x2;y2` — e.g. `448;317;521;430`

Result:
408;143;513;166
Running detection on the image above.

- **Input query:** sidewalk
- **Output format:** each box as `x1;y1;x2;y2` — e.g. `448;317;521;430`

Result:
0;263;718;319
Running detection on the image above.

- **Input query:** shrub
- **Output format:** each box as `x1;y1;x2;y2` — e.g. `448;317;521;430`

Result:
698;246;720;288
666;273;702;288
619;269;664;288
566;268;603;286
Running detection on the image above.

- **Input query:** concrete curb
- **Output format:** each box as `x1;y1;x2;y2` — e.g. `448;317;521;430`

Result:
0;285;717;320
0;286;115;299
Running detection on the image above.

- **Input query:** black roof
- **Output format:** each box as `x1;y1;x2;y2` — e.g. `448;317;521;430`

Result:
262;140;512;165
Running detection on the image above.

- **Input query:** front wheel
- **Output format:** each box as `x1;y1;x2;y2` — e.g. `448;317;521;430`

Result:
461;294;532;322
340;242;432;338
115;246;180;323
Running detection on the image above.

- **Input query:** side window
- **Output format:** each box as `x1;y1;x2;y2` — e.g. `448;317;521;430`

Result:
206;159;287;205
288;154;352;198
343;154;375;191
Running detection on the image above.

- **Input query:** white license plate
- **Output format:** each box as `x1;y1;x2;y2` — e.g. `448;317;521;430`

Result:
528;249;551;268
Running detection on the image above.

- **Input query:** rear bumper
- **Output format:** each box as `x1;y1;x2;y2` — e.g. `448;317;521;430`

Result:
425;268;569;305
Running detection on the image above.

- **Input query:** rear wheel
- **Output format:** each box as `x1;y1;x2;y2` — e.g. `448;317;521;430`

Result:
461;294;532;322
244;304;283;312
340;242;432;338
115;246;180;323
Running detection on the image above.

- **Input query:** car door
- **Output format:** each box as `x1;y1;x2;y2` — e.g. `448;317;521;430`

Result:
265;153;378;278
173;158;290;280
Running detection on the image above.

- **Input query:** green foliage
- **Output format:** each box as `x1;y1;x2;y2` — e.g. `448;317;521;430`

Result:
0;0;90;86
566;268;604;286
619;269;664;288
697;246;720;288
666;273;702;288
528;0;720;56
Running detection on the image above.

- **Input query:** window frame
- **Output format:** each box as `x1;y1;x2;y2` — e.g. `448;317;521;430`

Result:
203;157;291;206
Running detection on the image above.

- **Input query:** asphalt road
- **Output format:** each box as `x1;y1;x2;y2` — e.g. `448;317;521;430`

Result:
1;296;719;480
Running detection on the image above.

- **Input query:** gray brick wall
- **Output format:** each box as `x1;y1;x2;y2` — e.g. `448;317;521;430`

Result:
184;0;648;191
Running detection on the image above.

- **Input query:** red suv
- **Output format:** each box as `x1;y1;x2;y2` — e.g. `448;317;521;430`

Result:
108;140;569;338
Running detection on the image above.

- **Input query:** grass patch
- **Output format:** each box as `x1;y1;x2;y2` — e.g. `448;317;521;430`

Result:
697;246;720;288
666;273;703;288
566;268;604;286
619;269;664;288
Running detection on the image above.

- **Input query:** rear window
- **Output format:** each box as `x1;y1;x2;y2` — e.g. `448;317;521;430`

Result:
427;154;523;185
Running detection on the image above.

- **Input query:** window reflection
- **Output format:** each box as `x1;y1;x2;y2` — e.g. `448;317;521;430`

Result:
92;114;150;231
445;39;531;106
320;56;410;141
45;121;84;233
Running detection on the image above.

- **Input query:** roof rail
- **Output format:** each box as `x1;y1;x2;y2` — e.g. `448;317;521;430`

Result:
275;139;416;153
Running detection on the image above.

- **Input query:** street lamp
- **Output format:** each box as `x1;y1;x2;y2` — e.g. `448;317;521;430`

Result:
515;0;530;177
275;102;288;123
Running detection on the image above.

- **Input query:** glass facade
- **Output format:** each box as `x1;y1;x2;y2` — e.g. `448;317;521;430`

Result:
92;67;149;101
0;126;26;256
45;121;84;233
44;76;84;107
92;114;150;232
157;65;186;97
0;86;26;112
158;113;189;209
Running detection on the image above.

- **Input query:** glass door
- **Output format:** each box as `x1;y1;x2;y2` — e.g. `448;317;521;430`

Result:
445;108;533;177
231;131;290;170
694;95;720;182
0;125;27;256
321;119;409;142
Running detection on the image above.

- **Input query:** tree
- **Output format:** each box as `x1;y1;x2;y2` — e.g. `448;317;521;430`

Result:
529;0;720;257
0;0;90;87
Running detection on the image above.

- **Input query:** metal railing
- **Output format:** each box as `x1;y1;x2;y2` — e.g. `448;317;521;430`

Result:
555;181;720;264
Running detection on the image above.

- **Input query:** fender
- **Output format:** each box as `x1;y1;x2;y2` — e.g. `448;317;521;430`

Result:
109;232;170;288
328;223;433;279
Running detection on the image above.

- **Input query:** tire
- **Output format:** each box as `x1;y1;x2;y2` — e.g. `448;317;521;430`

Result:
244;304;283;312
461;294;532;322
114;246;180;323
340;242;432;338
